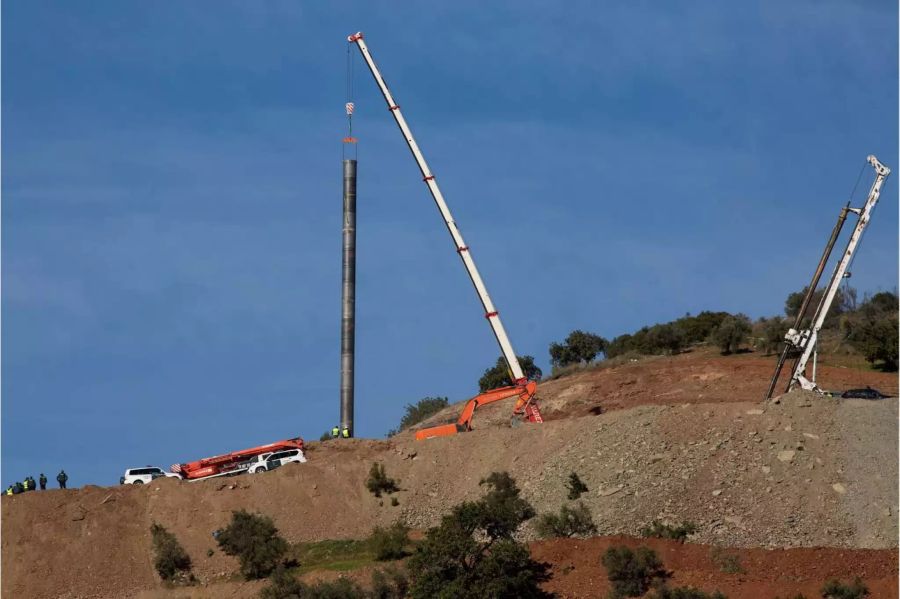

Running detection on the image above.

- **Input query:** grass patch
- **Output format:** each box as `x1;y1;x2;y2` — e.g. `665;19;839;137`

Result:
289;539;377;574
288;532;416;576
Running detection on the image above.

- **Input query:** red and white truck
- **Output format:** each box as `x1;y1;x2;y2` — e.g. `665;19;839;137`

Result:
171;437;306;481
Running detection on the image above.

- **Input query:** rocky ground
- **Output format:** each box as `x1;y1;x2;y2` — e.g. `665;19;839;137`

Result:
2;349;896;598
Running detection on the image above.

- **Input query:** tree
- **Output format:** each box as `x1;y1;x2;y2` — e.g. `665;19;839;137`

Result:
407;472;552;599
840;291;899;371
150;523;193;583
216;510;287;579
549;330;608;368
712;315;752;354
566;472;588;500
605;334;635;359
641;324;684;355
393;397;449;433
672;311;731;345
757;317;788;355
784;286;847;328
478;356;542;392
848;317;898;371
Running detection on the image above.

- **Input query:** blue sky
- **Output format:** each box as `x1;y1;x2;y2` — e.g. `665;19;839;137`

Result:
3;2;897;486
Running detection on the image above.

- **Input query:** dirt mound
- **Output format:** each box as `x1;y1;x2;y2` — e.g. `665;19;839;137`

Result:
2;351;896;599
533;536;898;599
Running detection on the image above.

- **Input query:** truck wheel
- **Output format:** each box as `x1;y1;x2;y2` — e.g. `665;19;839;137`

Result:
253;467;266;474
133;480;144;485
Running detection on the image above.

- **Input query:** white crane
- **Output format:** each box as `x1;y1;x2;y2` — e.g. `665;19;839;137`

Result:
348;32;542;439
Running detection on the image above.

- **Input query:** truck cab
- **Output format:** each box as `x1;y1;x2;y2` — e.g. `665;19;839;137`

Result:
247;448;307;474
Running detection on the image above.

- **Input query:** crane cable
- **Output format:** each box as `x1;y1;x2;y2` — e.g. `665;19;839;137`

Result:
842;158;875;289
342;44;358;160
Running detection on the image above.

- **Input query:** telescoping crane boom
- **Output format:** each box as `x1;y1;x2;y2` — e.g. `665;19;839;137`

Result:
347;32;543;440
765;155;891;399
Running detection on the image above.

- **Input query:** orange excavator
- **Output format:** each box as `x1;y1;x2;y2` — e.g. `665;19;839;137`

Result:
348;32;544;441
414;382;542;440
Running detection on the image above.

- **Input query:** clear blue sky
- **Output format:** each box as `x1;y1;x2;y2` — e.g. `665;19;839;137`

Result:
3;2;897;486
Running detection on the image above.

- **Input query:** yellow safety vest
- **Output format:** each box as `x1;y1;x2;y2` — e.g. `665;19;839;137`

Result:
332;427;339;436
341;428;350;438
5;488;11;496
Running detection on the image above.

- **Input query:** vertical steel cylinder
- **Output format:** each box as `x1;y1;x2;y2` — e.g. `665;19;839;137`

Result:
340;159;357;436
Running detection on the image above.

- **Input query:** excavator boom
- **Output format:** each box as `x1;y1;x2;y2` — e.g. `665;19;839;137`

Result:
415;381;539;440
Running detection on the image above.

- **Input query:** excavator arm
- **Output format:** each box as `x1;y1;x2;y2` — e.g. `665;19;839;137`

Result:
415;381;540;440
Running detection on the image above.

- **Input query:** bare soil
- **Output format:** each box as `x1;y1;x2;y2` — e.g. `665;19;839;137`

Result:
2;349;896;599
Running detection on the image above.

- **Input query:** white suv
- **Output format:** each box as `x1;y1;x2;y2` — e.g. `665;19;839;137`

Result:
247;448;307;474
120;466;182;485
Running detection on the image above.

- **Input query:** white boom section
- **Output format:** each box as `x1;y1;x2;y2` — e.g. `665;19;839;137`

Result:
348;32;526;383
787;155;891;391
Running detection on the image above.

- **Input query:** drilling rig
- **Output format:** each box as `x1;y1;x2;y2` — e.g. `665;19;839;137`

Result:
764;155;891;400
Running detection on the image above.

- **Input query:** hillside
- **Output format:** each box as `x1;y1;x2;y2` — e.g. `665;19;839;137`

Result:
2;349;897;599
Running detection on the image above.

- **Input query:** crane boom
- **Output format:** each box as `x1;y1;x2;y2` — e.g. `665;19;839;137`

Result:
348;32;526;384
779;155;890;395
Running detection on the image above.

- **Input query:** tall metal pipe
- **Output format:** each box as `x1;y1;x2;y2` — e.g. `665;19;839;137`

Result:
764;205;849;400
340;159;357;436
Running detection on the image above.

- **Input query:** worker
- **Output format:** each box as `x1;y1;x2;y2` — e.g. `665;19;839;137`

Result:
22;477;31;492
39;473;47;491
57;470;68;489
341;426;350;439
5;486;13;496
13;482;24;494
331;425;340;439
26;476;36;491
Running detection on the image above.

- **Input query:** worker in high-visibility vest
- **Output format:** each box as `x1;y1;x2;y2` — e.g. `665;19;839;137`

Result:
57;470;68;489
331;425;340;439
5;486;12;496
341;426;350;439
39;474;47;490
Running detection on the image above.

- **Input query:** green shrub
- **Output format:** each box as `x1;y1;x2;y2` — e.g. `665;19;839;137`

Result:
566;472;589;500
150;522;193;583
216;510;288;579
319;431;332;441
549;330;608;368
478;355;542;392
756;317;788;355
395;397;449;433
640;520;697;543
407;471;551;598
601;545;666;598
649;586;727;599
709;547;743;574
371;566;410;599
821;578;869;599
260;566;367;599
535;502;597;538
371;521;410;561
366;463;399;498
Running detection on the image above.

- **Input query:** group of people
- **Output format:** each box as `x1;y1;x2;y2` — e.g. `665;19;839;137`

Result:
330;425;351;439
5;470;68;496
